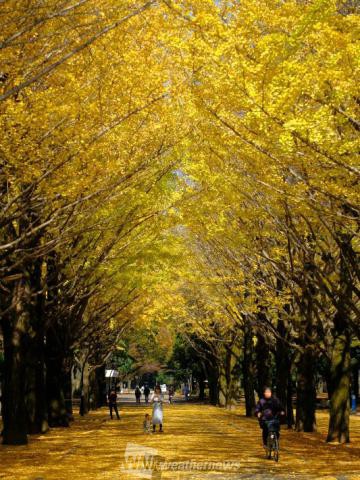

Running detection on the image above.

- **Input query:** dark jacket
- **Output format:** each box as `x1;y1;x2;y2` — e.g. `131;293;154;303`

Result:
255;396;283;421
108;391;117;404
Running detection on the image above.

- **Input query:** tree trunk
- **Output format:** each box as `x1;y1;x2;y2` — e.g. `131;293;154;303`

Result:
296;265;317;433
46;359;69;427
218;355;227;407
255;329;271;397
24;329;48;434
219;339;241;409
63;368;74;420
97;366;107;408
89;366;106;410
275;316;294;428
24;259;48;434
205;359;219;406
79;360;90;416
286;371;295;428
296;345;317;432
1;280;30;445
352;360;359;404
198;360;208;402
243;322;256;417
327;234;353;443
46;329;69;428
326;326;351;443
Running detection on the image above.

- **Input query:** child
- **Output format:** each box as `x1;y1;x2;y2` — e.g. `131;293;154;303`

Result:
143;413;152;433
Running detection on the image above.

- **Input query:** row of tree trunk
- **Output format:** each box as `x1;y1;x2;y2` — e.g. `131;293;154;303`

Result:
0;271;107;444
194;283;354;443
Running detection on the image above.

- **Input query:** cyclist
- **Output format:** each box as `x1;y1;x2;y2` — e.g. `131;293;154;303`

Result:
255;387;285;448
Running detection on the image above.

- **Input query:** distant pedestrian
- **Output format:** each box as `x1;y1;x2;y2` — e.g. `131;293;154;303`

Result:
183;384;190;401
168;386;175;404
144;385;151;404
135;386;141;404
108;389;120;420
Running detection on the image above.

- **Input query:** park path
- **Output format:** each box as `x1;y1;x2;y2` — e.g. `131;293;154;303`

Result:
0;402;359;480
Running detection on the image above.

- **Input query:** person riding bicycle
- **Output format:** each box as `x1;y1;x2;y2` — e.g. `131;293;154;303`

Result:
255;387;285;448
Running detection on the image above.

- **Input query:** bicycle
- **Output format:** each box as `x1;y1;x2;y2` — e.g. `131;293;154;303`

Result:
264;418;280;462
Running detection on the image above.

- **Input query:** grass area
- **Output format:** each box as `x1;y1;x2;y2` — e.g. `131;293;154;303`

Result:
0;404;359;479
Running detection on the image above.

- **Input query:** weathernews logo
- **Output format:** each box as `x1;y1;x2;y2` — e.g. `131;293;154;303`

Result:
120;442;242;478
121;443;164;479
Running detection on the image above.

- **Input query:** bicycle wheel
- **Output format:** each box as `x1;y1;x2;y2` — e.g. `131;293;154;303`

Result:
273;435;279;462
266;434;273;459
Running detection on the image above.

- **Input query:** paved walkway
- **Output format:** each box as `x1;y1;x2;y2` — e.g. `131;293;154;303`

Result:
0;402;359;479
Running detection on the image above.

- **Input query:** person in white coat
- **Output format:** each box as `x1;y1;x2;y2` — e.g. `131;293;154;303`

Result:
151;385;164;432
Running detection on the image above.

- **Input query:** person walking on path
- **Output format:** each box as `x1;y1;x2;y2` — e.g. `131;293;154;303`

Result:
108;389;120;420
255;387;284;448
183;384;190;401
168;386;174;404
151;385;164;432
144;385;150;404
135;386;141;404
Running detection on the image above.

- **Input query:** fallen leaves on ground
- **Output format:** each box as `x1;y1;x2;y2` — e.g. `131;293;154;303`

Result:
0;403;359;479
